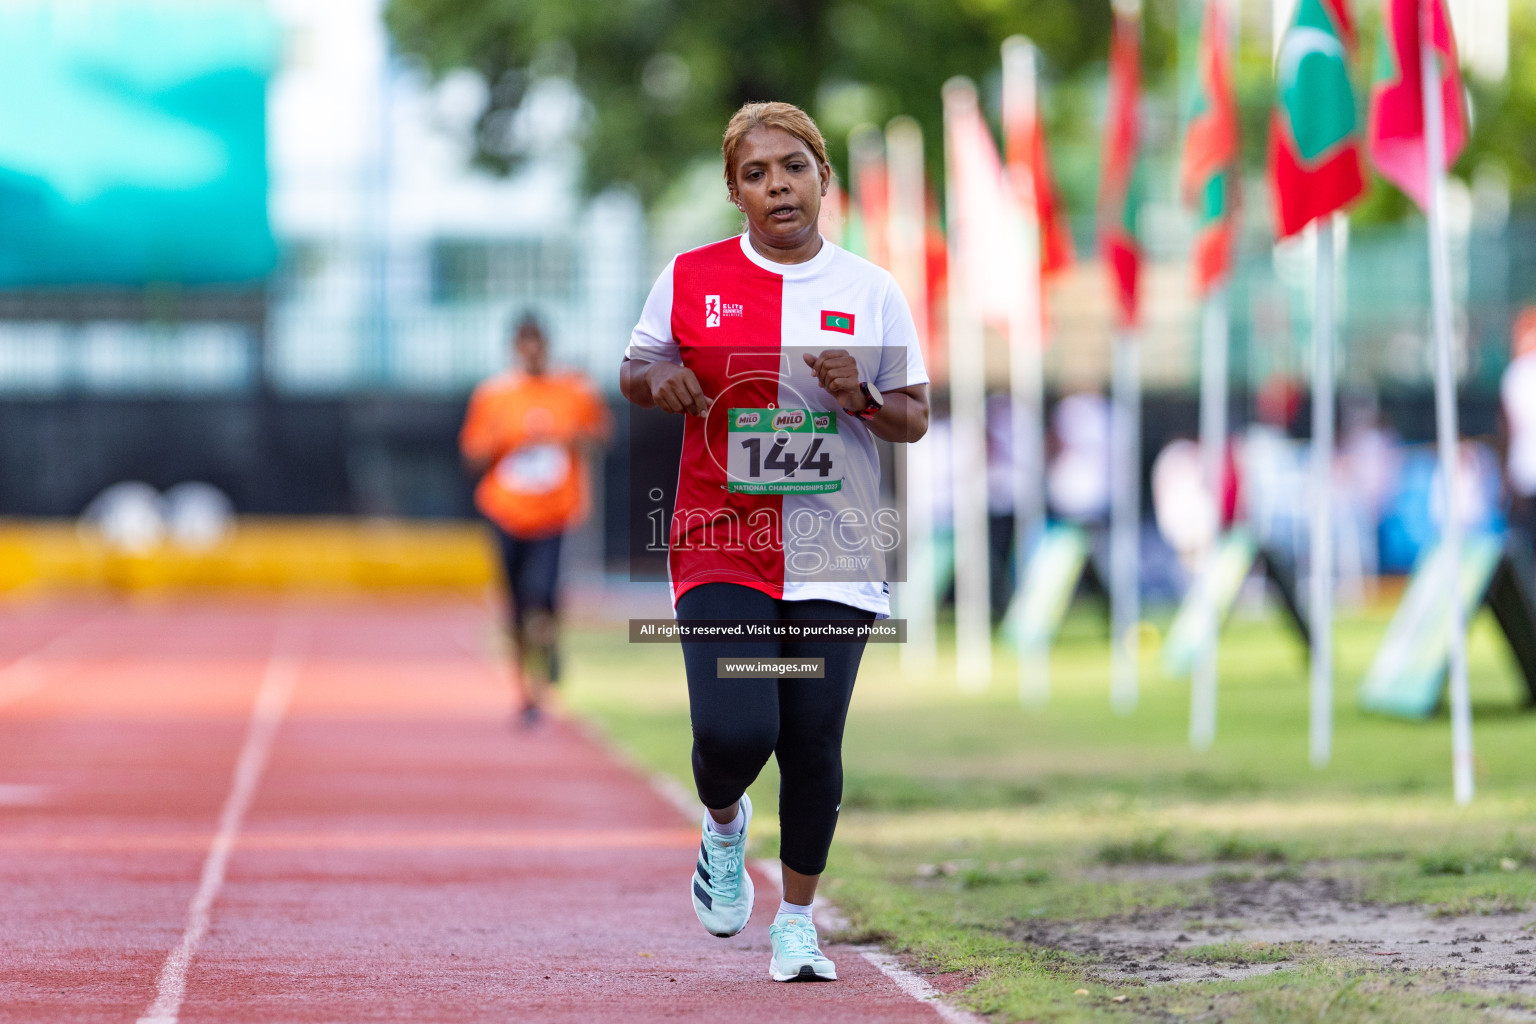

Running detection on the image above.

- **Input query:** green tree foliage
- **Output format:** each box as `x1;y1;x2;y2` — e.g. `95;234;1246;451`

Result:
384;0;1177;204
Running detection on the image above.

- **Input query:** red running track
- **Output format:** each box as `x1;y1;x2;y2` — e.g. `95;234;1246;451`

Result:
0;600;951;1023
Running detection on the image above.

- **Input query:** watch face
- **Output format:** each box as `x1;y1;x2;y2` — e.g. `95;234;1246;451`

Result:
863;382;883;408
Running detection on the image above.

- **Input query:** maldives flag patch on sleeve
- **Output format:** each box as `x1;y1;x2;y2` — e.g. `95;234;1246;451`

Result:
821;310;855;334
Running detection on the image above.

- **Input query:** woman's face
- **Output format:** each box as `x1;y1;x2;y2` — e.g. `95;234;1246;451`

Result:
729;127;828;249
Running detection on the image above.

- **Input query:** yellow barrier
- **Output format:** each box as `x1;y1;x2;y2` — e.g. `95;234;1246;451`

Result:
0;518;498;594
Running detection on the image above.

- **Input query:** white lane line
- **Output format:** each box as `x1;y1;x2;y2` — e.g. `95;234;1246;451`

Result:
0;612;107;711
135;623;306;1024
856;948;989;1024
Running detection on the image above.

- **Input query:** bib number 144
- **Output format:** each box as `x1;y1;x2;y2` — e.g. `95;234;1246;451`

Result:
726;408;843;494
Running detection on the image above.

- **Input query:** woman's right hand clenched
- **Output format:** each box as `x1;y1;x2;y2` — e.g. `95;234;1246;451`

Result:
647;362;713;417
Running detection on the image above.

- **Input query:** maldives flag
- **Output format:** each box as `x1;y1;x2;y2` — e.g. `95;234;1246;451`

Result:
1098;9;1143;326
1003;64;1074;278
1268;0;1365;239
1180;0;1239;296
1368;0;1467;210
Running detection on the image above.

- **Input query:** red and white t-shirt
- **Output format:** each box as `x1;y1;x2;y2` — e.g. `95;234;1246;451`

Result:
626;234;928;617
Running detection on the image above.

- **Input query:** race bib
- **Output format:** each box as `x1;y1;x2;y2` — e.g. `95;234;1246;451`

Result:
495;443;571;495
726;407;843;494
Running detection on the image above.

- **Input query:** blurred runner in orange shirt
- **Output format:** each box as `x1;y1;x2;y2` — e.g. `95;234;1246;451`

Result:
461;315;610;726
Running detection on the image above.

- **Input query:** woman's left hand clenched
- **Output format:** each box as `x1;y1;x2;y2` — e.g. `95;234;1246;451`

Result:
802;350;867;413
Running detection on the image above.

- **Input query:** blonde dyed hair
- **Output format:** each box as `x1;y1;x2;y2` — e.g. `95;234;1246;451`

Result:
721;101;829;191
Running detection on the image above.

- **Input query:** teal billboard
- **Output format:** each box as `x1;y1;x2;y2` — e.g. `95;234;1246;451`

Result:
0;1;277;288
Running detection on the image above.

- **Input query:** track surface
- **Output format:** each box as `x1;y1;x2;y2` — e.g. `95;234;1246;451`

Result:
0;600;946;1023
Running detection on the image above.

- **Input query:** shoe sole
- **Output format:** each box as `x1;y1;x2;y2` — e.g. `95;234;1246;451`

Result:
770;962;837;982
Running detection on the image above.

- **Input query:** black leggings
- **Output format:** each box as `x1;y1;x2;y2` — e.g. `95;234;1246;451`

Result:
676;583;874;876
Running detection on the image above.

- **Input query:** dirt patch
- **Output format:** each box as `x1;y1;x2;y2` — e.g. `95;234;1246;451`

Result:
1011;866;1536;991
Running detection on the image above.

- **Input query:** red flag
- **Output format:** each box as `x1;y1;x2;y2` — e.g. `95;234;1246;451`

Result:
925;190;949;380
851;130;890;268
1180;0;1239;295
1368;0;1467;210
1003;66;1074;278
1098;9;1143;326
1268;0;1365;239
944;78;1026;329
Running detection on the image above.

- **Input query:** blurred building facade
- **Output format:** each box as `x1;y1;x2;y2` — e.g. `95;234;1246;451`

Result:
0;0;644;527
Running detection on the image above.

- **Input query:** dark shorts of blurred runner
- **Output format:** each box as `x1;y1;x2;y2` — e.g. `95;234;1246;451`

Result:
492;526;564;682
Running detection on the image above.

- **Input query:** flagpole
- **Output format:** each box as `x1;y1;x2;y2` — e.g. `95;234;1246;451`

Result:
1003;36;1050;707
943;78;994;693
887;115;938;678
1309;217;1337;769
1104;0;1143;716
1420;6;1474;804
1191;284;1228;750
1110;324;1141;715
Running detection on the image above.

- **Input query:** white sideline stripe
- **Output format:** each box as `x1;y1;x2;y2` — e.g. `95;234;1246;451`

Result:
135;624;305;1024
857;948;989;1024
0;612;107;710
592;721;981;1024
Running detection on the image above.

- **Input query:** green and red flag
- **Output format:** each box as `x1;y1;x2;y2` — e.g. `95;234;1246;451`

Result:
1098;8;1143;326
1268;0;1365;239
1368;0;1467;210
1180;0;1239;296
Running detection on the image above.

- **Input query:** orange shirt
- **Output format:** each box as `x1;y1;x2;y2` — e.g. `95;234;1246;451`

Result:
459;370;609;538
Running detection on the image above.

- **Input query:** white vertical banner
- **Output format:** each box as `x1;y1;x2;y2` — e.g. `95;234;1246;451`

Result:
1420;14;1474;804
1309;217;1337;769
1001;36;1050;707
943;78;995;692
886;115;938;678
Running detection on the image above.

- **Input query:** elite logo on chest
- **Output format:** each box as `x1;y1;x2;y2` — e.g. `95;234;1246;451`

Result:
704;295;744;327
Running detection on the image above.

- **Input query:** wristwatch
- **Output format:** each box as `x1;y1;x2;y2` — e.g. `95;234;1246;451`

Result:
852;381;883;421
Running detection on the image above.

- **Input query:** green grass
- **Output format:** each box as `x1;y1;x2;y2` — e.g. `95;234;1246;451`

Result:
1170;940;1314;964
1097;832;1178;865
561;598;1536;1022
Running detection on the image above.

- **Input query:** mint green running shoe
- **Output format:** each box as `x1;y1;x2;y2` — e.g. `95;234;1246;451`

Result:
690;794;754;937
768;914;836;981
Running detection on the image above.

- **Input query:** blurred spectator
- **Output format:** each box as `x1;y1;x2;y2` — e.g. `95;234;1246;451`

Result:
984;393;1043;623
1337;397;1401;600
1151;438;1215;567
1431;441;1502;535
1047;392;1111;526
1239;373;1308;563
1502;307;1536;550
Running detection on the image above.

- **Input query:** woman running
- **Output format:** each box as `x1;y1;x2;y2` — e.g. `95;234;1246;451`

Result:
619;101;929;981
